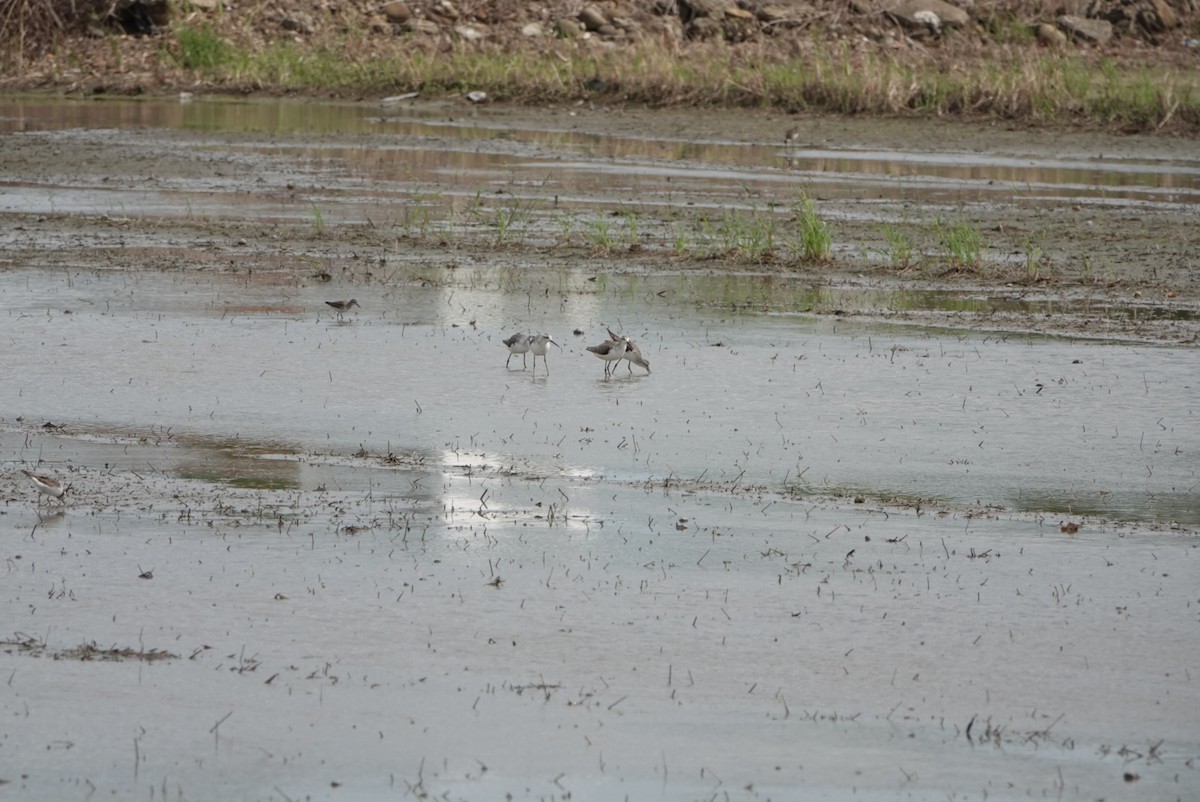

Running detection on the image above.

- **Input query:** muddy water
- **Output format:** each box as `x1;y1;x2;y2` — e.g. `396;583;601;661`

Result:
1;95;1198;801
3;264;1196;523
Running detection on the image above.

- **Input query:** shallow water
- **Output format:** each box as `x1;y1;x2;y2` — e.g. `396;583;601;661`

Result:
1;95;1198;801
3;264;1197;523
2;471;1197;801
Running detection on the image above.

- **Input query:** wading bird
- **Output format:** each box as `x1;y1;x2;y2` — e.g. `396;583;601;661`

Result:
325;299;360;320
586;337;627;378
607;327;651;375
21;469;69;506
529;333;560;375
503;332;531;368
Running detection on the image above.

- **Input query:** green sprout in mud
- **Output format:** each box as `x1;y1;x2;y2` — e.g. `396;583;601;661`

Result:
788;193;831;262
936;217;982;269
309;202;325;236
671;227;689;257
729;208;778;262
555;212;577;246
880;224;916;269
1023;230;1047;282
401;195;437;240
488;196;533;246
620;207;642;251
584;215;617;254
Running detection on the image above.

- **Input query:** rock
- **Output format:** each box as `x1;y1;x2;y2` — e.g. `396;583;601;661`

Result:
848;0;871;14
679;0;729;23
1142;0;1179;31
597;24;619;37
1035;22;1068;47
520;22;544;37
1057;14;1113;45
404;18;441;35
431;0;458;21
454;25;483;42
280;13;314;35
687;16;723;38
757;4;785;22
757;3;813;24
579;5;609;32
913;9;941;30
185;0;220;11
381;1;410;24
887;0;970;30
554;17;584;37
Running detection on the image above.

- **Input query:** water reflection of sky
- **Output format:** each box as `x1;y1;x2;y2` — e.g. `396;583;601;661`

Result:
2;267;1195;524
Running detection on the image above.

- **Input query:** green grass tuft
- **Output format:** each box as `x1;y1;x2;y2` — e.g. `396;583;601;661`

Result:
788;194;832;262
936;218;982;269
173;23;233;73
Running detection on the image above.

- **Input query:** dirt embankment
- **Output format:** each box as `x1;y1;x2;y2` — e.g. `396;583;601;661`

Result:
3;0;1198;114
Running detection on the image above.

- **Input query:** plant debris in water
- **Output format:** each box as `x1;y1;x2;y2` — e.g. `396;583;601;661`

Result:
1;633;179;662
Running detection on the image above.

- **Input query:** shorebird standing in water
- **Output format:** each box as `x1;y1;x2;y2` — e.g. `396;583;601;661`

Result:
586;337;627;378
503;332;531;368
21;469;69;506
529;333;560;375
325;299;360;321
607;327;651;375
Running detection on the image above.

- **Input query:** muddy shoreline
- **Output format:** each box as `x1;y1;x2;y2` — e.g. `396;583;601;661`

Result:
1;96;1197;345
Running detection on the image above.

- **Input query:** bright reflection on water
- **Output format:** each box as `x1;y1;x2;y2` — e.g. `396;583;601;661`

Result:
2;266;1196;523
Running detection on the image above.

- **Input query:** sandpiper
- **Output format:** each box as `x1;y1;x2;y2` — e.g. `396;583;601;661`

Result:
325;299;360;320
586;337;627;378
783;126;802;146
607;328;651;375
529;333;560;375
503;332;531;368
22;469;68;505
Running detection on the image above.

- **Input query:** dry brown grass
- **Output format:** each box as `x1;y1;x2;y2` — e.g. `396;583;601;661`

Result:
2;0;1197;132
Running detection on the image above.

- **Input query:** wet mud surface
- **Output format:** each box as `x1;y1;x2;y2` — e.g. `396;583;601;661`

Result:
1;96;1197;344
1;96;1198;800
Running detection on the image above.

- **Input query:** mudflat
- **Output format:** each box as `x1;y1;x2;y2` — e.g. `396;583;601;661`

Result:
2;95;1197;802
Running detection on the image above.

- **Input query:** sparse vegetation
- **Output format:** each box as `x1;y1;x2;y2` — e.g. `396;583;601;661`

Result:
714;208;779;263
172;22;232;72
1;1;1197;133
881;224;916;270
789;194;832;262
309;202;325;236
584;215;618;254
1023;230;1048;282
937;217;983;270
